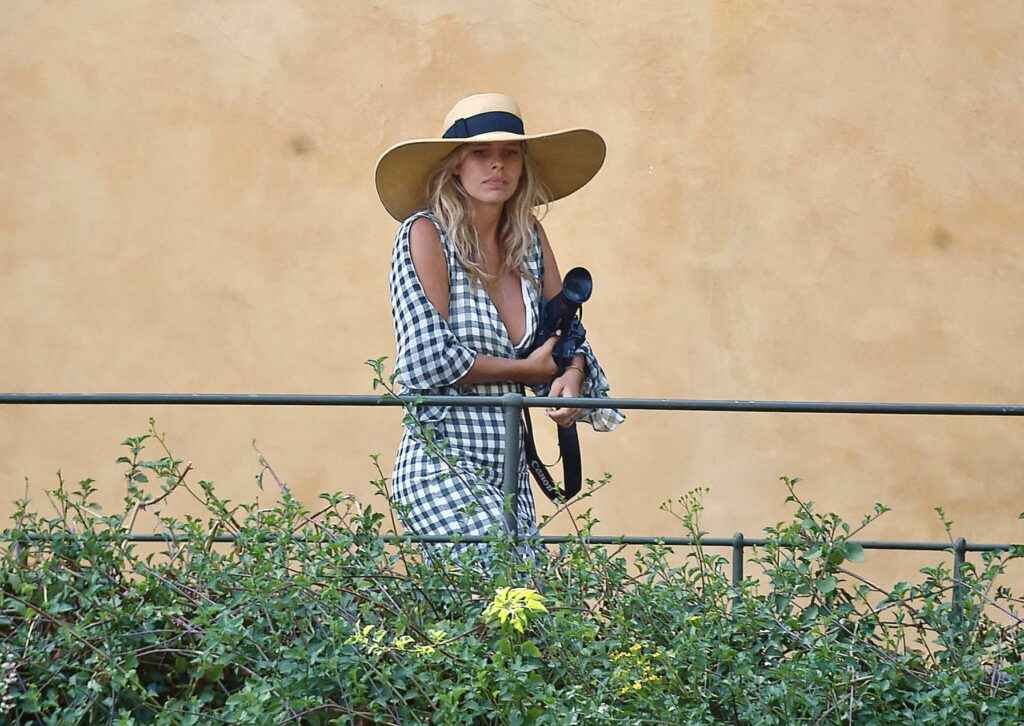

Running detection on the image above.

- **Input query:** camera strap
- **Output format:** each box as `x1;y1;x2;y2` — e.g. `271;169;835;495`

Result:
521;402;582;503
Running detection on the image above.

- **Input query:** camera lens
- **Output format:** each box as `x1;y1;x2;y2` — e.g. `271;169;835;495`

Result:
562;267;592;304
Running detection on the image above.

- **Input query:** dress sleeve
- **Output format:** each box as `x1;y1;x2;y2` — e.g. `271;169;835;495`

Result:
389;215;477;392
569;340;625;432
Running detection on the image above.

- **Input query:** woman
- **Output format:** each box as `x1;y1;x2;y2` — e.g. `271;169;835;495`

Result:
374;93;623;546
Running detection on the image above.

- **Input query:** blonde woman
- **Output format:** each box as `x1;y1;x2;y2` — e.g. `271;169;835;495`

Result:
374;93;622;546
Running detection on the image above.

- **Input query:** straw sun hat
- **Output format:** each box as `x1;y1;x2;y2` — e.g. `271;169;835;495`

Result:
374;93;606;222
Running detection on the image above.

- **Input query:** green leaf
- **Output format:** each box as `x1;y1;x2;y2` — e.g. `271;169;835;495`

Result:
843;542;865;563
521;640;541;659
819;576;837;594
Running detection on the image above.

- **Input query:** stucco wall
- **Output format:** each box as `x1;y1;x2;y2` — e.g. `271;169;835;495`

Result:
3;1;1023;583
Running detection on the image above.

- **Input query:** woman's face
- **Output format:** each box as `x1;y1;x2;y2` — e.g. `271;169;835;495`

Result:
454;141;524;210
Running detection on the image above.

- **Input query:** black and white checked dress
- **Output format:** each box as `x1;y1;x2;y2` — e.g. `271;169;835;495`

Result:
388;211;623;541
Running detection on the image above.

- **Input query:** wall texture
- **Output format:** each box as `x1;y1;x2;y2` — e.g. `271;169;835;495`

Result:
3;1;1023;583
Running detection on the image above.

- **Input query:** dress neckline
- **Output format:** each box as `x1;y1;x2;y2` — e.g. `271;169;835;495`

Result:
512;277;534;349
412;211;537;351
479;275;535;352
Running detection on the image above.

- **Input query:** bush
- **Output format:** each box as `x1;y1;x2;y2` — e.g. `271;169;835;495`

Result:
2;421;1023;724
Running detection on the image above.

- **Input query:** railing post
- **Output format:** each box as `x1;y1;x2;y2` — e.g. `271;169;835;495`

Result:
732;532;744;610
501;392;524;540
952;537;966;618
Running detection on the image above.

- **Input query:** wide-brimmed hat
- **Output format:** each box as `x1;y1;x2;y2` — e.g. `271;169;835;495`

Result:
374;93;606;221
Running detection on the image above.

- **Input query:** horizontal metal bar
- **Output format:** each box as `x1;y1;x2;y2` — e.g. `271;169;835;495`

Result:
7;533;1018;551
847;539;1016;553
2;393;1022;415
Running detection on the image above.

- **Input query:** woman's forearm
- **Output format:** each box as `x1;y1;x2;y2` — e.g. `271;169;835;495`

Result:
457;354;530;385
458;342;560;385
552;354;586;389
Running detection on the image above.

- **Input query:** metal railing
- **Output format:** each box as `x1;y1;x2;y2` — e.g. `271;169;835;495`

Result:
3;391;1023;608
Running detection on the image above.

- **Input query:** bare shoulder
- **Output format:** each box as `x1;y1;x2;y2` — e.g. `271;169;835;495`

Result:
531;217;556;261
409;216;442;251
407;216;451;316
409;217;447;274
532;219;563;298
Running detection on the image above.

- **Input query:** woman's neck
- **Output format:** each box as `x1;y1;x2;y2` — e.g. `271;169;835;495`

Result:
470;201;505;266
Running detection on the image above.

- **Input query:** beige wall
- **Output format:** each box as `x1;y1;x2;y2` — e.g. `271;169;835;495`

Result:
3;2;1023;584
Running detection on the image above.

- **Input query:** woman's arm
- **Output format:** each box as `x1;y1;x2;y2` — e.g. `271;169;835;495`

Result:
409;218;558;386
460;339;559;385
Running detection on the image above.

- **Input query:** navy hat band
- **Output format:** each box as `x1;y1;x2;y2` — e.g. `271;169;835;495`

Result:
442;111;525;139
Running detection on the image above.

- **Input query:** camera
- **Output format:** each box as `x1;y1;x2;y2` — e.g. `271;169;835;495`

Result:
523;266;592;370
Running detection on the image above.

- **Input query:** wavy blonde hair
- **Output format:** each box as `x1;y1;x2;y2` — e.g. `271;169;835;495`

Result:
425;142;551;289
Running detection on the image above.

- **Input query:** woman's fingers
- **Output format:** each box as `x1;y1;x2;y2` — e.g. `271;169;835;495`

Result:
546;373;582;427
524;334;560;383
546;404;583;427
547;408;582;427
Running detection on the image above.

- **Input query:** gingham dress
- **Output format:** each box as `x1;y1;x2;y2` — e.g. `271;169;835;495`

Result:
388;211;623;541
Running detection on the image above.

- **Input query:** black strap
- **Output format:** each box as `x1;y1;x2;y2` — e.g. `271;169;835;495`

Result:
442;111;525;139
522;404;582;503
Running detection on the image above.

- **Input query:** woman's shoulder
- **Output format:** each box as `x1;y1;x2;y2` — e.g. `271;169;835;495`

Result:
393;210;451;274
408;214;443;255
400;209;440;229
527;214;547;271
398;210;445;245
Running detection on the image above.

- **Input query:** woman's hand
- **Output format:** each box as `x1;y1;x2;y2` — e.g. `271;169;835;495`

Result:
546;365;585;427
519;335;560;384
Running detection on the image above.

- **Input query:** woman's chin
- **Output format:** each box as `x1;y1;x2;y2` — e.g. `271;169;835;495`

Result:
479;187;516;203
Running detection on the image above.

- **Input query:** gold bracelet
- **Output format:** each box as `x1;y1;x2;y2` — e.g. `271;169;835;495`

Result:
566;364;585;377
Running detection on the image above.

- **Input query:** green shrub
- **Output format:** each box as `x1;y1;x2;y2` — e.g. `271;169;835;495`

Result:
1;418;1022;724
